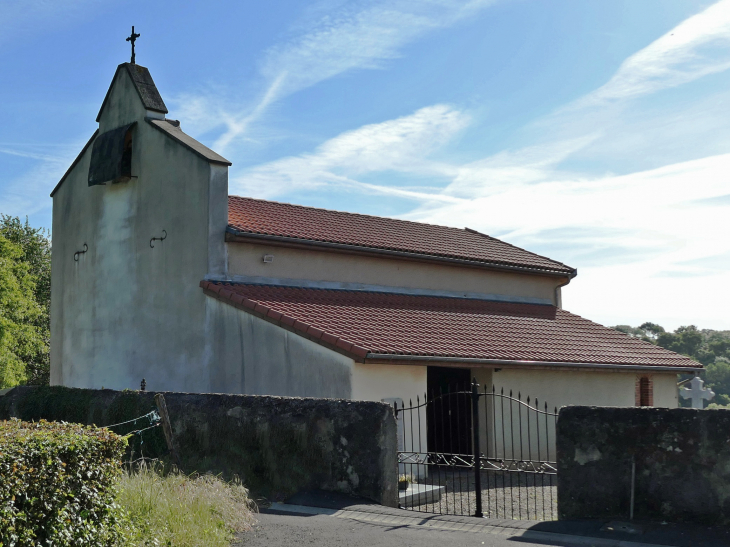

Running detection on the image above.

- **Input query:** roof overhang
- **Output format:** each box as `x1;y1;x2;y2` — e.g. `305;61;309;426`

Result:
226;228;578;279
364;353;703;374
201;280;701;374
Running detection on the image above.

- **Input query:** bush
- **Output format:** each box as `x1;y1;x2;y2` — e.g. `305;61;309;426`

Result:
0;419;128;546
118;464;256;547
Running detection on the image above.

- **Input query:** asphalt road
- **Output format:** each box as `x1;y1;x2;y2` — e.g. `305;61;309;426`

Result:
236;510;572;547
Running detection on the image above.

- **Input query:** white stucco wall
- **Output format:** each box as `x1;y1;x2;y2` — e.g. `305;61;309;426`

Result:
227;241;564;305
50;67;228;392
205;298;355;398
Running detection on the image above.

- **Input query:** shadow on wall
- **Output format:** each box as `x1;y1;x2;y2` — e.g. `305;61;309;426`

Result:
557;405;730;525
0;386;398;507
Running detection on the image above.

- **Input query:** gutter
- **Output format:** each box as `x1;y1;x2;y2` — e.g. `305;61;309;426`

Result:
364;353;703;374
554;277;572;308
226;228;578;279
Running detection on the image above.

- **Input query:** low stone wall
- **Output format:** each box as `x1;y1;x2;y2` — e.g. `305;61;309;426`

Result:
0;386;398;507
557;406;730;525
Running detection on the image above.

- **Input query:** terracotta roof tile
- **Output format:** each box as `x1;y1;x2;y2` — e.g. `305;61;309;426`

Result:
227;196;575;275
201;281;700;369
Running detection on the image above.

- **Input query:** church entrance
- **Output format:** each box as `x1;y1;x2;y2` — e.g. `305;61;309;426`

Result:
395;372;558;520
426;366;472;456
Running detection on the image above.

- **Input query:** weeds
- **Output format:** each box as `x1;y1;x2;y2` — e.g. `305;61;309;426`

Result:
117;464;256;547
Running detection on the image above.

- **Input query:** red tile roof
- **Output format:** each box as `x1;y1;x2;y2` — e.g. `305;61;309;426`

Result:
200;281;701;370
227;196;575;276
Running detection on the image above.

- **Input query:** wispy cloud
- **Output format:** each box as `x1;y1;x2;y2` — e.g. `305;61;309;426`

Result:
173;0;498;153
583;0;730;105
259;0;495;100
0;143;83;221
233;1;730;328
232;104;470;197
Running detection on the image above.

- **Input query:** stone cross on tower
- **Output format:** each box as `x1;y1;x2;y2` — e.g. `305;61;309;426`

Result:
680;376;715;409
126;26;140;64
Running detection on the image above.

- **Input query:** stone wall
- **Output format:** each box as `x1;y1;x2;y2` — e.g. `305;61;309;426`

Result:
0;386;398;507
557;406;730;525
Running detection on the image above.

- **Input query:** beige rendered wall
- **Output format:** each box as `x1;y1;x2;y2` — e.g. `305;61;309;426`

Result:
652;373;680;408
227;241;561;304
352;363;427;476
486;368;678;460
492;368;678;410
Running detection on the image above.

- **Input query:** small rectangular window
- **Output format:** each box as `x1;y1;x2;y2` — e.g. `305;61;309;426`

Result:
637;376;653;407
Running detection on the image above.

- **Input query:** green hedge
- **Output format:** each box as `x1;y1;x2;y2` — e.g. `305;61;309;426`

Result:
0;419;128;546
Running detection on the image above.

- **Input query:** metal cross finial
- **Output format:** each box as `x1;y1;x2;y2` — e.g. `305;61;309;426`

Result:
126;26;140;64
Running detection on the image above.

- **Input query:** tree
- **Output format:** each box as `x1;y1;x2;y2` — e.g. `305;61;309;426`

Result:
0;216;51;385
0;235;45;387
638;322;665;341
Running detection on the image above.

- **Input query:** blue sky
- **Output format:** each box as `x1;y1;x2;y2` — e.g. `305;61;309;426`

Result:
1;0;729;331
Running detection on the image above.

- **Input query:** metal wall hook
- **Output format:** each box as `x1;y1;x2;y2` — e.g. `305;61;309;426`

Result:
150;230;167;248
73;243;88;262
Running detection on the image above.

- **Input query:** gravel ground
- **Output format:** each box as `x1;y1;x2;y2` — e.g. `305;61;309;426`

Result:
402;469;557;521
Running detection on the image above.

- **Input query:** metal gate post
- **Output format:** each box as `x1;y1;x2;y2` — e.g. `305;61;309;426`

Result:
472;379;483;517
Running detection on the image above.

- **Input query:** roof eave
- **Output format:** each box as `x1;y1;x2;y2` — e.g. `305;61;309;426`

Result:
50;129;99;197
146;118;232;166
202;281;697;372
364;353;703;373
225;228;578;279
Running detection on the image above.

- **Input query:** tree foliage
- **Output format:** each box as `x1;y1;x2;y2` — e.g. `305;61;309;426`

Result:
612;322;730;408
0;216;51;387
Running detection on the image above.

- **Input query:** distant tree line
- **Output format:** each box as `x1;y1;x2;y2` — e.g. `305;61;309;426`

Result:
0;215;50;387
613;322;730;407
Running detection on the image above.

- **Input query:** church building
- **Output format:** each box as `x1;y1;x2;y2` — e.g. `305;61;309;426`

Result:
50;60;702;417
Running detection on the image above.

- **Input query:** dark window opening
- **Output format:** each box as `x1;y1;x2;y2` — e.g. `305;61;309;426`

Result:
120;129;133;180
88;122;136;186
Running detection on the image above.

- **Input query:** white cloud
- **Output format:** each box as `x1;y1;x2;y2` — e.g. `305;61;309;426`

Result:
259;0;496;100
228;0;730;329
232;104;469;197
172;0;498;153
578;0;730;105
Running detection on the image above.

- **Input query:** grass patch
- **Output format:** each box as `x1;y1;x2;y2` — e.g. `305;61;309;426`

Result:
118;465;256;547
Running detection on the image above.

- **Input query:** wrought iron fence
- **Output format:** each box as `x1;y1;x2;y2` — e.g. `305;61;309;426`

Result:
394;381;558;521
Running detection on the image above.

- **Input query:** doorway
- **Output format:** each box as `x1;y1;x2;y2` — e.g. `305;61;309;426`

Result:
427;366;472;455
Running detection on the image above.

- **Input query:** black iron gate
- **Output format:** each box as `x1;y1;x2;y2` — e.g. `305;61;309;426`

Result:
394;380;558;520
